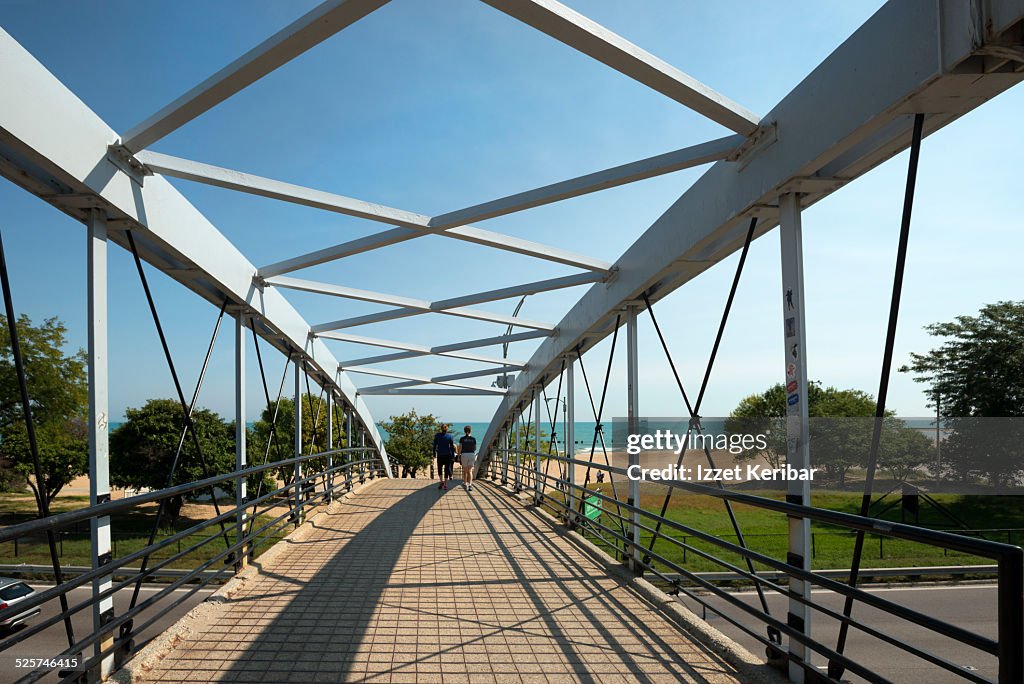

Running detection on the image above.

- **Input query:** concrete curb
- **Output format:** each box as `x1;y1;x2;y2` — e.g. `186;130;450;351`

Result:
110;477;386;683
487;480;788;684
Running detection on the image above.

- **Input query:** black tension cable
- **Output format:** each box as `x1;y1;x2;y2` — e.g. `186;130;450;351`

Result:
0;229;77;651
640;218;779;641
125;294;234;615
574;317;629;541
125;232;233;614
247;324;291;525
539;360;566;499
830;112;926;680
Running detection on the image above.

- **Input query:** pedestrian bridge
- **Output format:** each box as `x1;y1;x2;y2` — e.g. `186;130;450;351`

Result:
1;1;1023;682
127;478;750;684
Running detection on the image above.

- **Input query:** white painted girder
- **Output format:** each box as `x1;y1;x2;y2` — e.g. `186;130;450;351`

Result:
430;134;744;229
478;0;1024;459
0;26;392;473
480;0;759;135
328;330;541;368
121;0;391;151
137;151;613;275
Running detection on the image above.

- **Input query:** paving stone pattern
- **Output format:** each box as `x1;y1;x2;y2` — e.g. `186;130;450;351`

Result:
141;478;741;683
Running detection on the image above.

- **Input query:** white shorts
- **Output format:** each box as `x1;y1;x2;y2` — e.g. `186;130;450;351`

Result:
460;452;477;468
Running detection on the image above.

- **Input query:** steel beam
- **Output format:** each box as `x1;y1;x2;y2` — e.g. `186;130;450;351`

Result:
0;28;390;467
479;0;1024;474
269;271;599;312
359;388;503;396
136;152;612;275
234;313;247;569
347;366;507;394
431;134;744;229
358;364;520;392
626;306;641;574
120;0;390;151
312;302;554;333
533;389;543;503
480;0;759;134
565;357;575;519
331;330;541;368
293;360;303;526
779;193;811;681
86;209;113;678
326;390;334;495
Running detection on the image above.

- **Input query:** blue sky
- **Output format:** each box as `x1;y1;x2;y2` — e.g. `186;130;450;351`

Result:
0;1;1021;425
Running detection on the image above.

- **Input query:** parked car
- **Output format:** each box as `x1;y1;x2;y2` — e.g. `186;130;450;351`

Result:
0;578;40;630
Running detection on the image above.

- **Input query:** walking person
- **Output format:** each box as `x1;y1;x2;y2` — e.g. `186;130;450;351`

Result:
458;426;477;491
434;423;456;491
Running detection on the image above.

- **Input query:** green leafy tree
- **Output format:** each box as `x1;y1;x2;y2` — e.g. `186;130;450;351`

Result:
0;315;88;503
379;410;437;477
249;394;346;486
726;382;879;486
110;399;235;525
901;301;1024;487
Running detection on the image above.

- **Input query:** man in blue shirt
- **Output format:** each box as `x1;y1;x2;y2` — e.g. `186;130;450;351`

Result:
433;424;456;491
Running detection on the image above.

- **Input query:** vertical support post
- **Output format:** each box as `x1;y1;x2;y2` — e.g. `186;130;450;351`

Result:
626;306;642;574
234;313;247;571
514;409;522;492
346;407;353;490
360;428;367;483
293;359;303;526
87;209;114;678
326;391;334;499
779;192;811;682
500;426;508;485
566;357;576;525
534;389;543;503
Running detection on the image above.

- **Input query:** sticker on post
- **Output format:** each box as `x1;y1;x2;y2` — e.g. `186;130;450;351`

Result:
785;317;796;338
786;380;798;394
787;393;799;406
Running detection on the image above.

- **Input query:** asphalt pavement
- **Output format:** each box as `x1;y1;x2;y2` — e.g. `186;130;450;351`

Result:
0;583;215;684
683;582;999;683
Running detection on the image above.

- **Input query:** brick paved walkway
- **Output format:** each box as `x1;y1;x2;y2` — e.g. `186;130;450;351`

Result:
140;478;742;683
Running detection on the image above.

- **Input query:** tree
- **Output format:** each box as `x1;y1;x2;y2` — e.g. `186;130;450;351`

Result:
249;394;346;486
901;301;1024;487
0;314;88;504
110;399;235;525
725;382;878;486
379;410;437;477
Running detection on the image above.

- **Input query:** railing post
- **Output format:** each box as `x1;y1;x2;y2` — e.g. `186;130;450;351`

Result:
514;409;522;492
234;312;247;570
626;305;642;574
360;428;367;482
501;425;509;486
87;208;114;678
326;390;334;499
780;192;811;681
346;407;353;491
293;359;303;526
534;389;543;504
998;548;1024;683
566;357;576;526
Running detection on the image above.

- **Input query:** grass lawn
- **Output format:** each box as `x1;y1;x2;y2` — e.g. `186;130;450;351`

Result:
1;492;293;577
542;484;1024;577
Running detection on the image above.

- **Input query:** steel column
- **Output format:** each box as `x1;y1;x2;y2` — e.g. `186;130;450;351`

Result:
501;426;509;485
626;306;641;573
346;407;353;491
234;313;247;569
565;357;576;524
514;409;522;492
779;192;811;681
326;391;334;498
293;359;303;526
534;390;543;502
86;209;113;677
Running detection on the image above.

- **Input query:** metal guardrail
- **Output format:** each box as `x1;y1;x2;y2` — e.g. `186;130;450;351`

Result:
0;447;388;683
490;448;1024;684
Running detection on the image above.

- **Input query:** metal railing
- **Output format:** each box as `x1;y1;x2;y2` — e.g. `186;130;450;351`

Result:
0;446;387;684
488;448;1024;684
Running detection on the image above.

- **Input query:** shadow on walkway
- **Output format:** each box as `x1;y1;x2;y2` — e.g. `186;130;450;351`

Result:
141;478;740;683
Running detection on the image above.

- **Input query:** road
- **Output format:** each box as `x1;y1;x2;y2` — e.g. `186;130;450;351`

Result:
0;583;215;684
683;582;999;683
